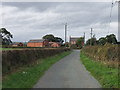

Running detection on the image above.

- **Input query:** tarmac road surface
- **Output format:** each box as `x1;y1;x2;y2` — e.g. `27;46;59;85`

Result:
33;50;101;88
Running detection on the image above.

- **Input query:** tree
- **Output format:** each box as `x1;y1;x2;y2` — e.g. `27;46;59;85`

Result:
70;44;77;49
86;38;97;46
43;34;54;42
64;42;69;47
54;37;64;44
76;37;84;48
105;34;117;44
42;34;64;44
86;39;91;46
0;28;13;45
98;37;106;45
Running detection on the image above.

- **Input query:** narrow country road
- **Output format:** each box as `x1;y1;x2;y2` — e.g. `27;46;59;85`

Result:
33;50;101;88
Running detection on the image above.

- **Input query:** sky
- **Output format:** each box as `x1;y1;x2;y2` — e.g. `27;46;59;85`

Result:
0;1;118;42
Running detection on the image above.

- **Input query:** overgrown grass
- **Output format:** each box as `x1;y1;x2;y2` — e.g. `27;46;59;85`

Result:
80;52;119;88
2;51;72;88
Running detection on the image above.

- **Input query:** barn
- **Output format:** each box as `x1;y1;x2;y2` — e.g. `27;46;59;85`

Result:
27;39;49;47
49;42;61;48
12;42;24;47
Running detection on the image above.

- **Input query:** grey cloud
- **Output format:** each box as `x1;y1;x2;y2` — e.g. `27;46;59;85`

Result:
1;2;118;42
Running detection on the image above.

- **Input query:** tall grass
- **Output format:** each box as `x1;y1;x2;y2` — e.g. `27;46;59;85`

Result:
80;52;119;88
82;44;119;68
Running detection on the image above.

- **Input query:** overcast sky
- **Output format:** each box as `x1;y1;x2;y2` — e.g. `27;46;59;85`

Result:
0;1;118;42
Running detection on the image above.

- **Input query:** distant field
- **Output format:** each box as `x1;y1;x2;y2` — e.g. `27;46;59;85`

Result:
0;48;23;50
0;47;67;50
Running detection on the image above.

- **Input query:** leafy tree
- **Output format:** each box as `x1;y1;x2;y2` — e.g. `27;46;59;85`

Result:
70;44;77;49
43;34;54;42
0;28;13;45
98;37;106;45
86;38;97;46
54;37;64;44
42;34;64;44
105;34;117;44
76;37;84;48
85;34;117;46
86;39;91;46
65;42;69;47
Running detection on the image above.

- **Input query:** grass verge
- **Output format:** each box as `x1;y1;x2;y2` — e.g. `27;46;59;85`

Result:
2;51;72;88
80;52;119;88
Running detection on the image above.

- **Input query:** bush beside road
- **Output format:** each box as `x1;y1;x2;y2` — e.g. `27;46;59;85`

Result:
81;44;119;68
80;44;119;88
80;52;119;88
2;51;71;88
2;48;70;75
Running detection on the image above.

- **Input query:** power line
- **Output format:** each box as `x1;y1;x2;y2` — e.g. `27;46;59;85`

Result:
108;0;114;33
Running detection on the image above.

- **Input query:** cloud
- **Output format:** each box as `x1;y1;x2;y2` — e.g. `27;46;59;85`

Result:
0;2;118;42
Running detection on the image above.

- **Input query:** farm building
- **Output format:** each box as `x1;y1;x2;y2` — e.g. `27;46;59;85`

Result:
12;42;24;47
69;37;85;48
27;39;49;47
69;37;80;45
49;42;61;48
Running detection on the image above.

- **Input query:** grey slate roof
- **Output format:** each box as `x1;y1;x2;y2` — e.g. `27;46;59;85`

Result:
28;39;45;43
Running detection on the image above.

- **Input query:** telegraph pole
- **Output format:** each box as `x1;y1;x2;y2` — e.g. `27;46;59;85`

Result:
93;34;96;45
90;28;93;46
65;23;67;43
118;0;120;42
84;32;85;46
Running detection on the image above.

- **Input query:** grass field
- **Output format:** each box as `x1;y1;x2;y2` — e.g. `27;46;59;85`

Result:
0;48;23;50
2;51;71;88
80;52;119;88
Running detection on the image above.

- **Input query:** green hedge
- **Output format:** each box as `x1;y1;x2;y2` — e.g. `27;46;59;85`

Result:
81;44;119;67
2;48;70;75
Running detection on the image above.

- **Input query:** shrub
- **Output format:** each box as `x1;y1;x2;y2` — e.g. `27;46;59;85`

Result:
81;44;119;67
70;44;78;49
2;48;70;75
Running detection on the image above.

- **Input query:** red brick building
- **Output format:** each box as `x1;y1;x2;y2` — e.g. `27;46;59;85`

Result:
70;37;85;48
49;42;61;48
27;39;49;47
70;37;80;45
12;42;24;47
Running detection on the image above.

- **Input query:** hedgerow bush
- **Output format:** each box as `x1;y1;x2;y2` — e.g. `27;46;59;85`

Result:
2;48;70;75
81;44;119;67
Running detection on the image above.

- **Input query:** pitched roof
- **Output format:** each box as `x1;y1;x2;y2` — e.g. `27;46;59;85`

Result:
49;42;61;45
12;42;23;45
28;39;45;43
